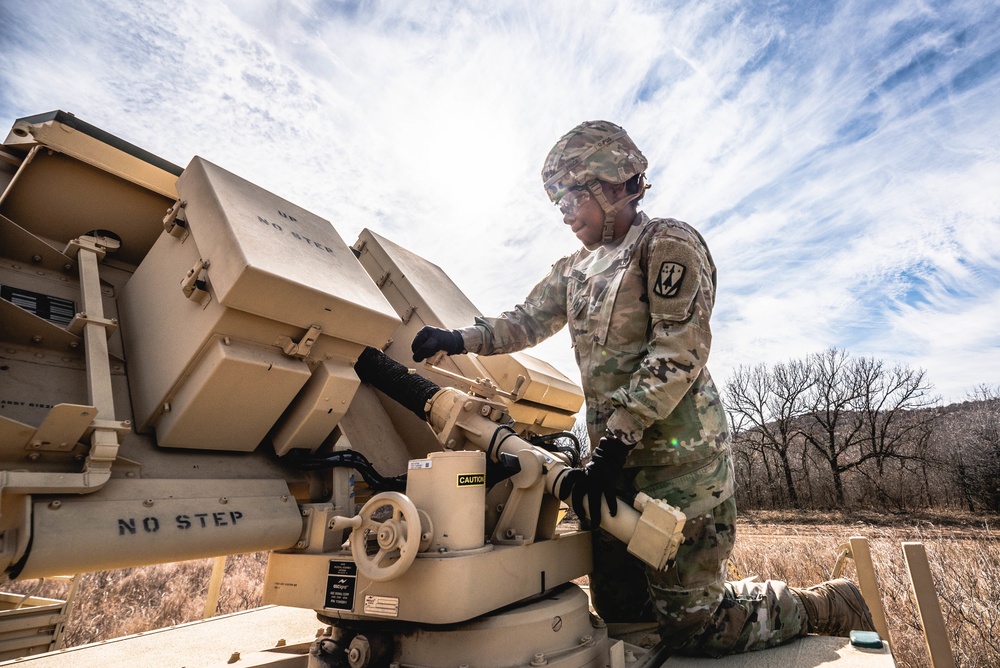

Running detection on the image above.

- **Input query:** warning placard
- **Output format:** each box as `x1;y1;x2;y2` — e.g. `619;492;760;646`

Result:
457;473;485;487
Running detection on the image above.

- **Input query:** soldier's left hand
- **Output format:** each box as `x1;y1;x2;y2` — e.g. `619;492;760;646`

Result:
557;435;630;531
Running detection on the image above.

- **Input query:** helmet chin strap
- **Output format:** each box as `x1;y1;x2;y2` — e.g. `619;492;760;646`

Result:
586;176;649;243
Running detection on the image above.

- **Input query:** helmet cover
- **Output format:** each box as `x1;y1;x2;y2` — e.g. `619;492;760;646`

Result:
541;120;648;204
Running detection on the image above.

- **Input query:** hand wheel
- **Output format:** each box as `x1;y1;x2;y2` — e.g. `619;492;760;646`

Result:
350;491;421;582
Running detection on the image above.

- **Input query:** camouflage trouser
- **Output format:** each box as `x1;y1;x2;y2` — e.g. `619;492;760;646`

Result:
590;491;807;656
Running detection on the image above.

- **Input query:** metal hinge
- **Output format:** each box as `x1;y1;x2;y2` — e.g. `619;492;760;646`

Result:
180;258;211;306
163;200;189;240
276;324;322;359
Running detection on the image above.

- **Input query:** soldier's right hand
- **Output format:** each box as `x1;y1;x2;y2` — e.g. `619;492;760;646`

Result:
411;326;466;362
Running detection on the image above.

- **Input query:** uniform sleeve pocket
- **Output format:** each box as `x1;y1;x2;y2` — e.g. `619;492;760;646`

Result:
648;237;705;323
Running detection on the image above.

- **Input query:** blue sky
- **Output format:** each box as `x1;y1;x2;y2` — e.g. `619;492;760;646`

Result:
2;0;998;404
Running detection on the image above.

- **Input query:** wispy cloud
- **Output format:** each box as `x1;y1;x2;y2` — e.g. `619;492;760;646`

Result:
2;0;997;402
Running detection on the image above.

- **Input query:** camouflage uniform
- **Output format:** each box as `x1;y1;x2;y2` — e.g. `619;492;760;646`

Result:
459;211;807;656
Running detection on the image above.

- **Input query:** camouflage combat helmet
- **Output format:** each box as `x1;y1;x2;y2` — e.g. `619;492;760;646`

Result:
542;120;649;242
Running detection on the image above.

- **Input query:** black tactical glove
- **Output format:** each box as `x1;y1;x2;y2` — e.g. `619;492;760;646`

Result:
557;435;630;531
411;326;465;362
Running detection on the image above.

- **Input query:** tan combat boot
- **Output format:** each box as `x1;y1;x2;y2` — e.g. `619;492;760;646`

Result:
791;578;876;636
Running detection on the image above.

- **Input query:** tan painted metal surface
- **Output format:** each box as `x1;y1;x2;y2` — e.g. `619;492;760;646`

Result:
663;635;896;667
0;605;321;668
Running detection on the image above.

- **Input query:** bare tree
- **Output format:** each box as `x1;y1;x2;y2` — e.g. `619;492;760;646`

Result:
799;349;866;506
854;357;938;468
726;360;812;507
570;419;592;461
728;348;941;509
951;385;1000;511
851;356;939;508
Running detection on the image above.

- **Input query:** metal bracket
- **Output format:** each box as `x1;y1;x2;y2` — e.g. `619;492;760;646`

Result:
24;404;97;452
423;361;526;402
180;258;211;306
67;312;118;337
62;234;120;262
163;200;189;240
276;324;322;359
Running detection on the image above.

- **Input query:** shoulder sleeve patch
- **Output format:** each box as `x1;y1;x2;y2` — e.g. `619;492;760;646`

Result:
647;236;705;322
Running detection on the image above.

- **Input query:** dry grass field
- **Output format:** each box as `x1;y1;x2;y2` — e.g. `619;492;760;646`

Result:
4;510;997;667
731;510;1000;668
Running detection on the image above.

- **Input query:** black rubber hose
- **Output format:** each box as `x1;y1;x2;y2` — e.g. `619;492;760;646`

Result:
354;346;441;421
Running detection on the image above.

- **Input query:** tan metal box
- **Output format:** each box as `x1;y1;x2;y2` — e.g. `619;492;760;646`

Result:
352;229;583;436
176;158;399;343
119;159;400;452
155;337;311;451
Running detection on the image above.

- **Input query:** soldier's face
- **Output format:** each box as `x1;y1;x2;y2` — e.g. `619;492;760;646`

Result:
560;190;604;246
562;186;606;246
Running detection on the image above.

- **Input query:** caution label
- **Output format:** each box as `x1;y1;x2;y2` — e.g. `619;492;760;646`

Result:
457;473;486;487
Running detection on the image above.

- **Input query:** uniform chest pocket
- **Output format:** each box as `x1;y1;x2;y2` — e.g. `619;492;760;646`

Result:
566;275;596;347
568;268;647;355
604;266;650;354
